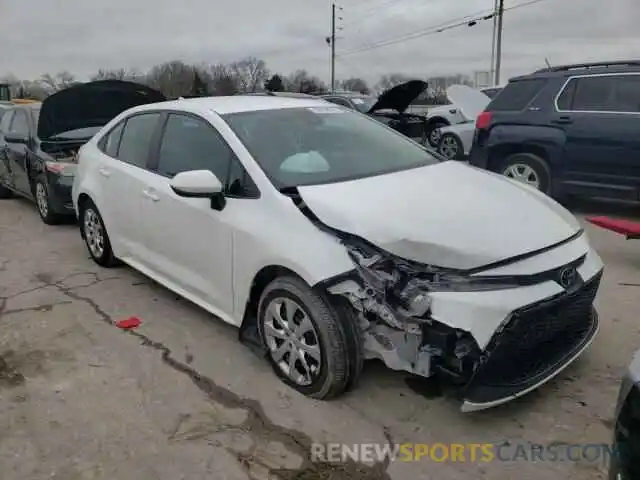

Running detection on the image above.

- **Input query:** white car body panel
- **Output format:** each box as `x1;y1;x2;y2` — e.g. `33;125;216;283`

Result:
297;161;580;270
72;96;604;411
438;121;476;156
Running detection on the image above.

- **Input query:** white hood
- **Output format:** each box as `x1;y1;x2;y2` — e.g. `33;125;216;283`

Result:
297;162;581;270
446;84;491;121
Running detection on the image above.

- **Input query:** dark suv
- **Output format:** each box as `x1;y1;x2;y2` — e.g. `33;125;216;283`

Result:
469;60;640;200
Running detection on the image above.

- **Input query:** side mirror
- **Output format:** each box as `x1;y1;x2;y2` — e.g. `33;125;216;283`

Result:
5;132;28;144
170;170;223;198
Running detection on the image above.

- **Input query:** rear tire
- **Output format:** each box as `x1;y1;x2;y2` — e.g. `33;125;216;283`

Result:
438;133;464;160
34;180;63;225
499;152;551;194
80;199;118;267
257;276;354;400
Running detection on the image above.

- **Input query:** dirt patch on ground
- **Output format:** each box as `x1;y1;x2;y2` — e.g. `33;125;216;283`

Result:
0;348;74;387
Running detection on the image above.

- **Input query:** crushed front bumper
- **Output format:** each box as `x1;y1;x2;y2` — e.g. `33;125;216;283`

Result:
461;271;602;411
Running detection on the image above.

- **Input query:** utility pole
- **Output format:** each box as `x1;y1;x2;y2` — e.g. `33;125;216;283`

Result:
490;0;499;82
494;0;505;86
330;3;336;93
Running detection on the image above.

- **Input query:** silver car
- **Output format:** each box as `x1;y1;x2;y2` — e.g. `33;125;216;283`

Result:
437;85;503;161
609;350;640;479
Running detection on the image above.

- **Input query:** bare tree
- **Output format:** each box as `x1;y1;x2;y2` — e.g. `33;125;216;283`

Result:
210;63;239;96
230;57;269;93
90;68;143;82
286;69;326;94
339;77;370;94
40;71;77;92
145;61;197;98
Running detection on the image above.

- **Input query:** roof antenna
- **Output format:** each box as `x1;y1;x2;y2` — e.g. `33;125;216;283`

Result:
544;58;552;69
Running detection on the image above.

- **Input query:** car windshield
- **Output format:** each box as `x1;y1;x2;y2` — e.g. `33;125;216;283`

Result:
350;96;377;113
222;106;439;189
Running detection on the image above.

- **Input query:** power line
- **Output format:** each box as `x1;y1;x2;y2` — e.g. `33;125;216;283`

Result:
337;0;552;57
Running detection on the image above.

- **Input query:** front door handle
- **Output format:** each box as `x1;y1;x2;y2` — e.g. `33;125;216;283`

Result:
142;189;160;202
99;168;111;177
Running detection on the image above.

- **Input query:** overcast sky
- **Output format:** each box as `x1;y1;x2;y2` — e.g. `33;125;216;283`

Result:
1;0;638;85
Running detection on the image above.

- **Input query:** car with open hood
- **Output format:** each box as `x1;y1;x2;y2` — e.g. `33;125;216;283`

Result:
0;80;166;224
73;95;604;411
437;85;497;161
322;80;429;144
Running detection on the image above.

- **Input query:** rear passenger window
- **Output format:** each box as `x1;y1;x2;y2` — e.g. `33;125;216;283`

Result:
117;113;161;168
487;79;546;111
611;75;640;112
572;76;615;111
98;122;125;157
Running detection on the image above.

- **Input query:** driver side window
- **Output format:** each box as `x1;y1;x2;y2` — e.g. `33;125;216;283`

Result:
155;113;258;197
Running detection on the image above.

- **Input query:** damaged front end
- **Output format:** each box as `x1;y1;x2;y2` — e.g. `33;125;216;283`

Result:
326;237;483;384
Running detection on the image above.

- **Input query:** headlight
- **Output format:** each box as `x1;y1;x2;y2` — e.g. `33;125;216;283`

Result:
426;271;523;292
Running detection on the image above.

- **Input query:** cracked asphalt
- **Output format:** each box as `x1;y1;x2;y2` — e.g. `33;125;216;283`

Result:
1;197;639;479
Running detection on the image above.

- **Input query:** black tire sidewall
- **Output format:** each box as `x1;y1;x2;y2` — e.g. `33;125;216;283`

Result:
438;133;463;160
34;179;56;224
257;276;349;399
500;153;551;194
81;200;115;266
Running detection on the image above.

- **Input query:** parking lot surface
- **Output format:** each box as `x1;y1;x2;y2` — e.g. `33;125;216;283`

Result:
1;197;638;479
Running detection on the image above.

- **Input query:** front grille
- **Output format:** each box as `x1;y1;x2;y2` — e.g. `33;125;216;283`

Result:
465;271;602;404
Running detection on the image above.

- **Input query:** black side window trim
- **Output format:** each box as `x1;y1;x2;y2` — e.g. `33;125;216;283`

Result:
148;110;261;199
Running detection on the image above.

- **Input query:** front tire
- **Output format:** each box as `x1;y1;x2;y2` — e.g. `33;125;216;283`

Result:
80;199;118;267
257;276;351;399
499;152;551;194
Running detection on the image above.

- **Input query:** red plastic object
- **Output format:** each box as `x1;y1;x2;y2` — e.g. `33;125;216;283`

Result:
586;216;640;237
115;316;142;329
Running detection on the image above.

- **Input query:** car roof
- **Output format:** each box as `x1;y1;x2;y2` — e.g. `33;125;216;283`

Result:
128;95;332;116
510;60;640;82
322;91;371;98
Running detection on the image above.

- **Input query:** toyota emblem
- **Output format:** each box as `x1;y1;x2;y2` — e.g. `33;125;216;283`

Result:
559;267;577;288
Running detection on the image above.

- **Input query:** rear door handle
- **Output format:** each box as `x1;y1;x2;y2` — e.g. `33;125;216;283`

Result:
99;168;111;177
552;116;573;125
142;189;160;202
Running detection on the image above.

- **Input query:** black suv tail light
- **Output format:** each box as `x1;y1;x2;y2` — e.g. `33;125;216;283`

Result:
476;111;492;130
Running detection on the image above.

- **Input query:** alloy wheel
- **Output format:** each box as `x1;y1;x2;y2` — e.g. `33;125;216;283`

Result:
83;208;105;259
263;297;322;386
35;183;48;218
439;136;459;159
502;163;541;189
429;128;442;146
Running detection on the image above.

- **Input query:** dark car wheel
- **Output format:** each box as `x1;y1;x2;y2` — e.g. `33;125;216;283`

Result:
257;276;353;400
34;180;63;225
499;153;551;194
438;133;464;160
80;199;118;267
426;121;448;148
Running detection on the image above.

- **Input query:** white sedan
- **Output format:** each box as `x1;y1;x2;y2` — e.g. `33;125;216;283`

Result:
72;95;604;411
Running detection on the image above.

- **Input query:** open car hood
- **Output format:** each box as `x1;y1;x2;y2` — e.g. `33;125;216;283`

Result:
445;84;490;121
296;162;581;270
367;80;428;114
38;80;166;140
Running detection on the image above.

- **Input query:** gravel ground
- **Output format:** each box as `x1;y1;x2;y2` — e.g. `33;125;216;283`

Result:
0;197;638;480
